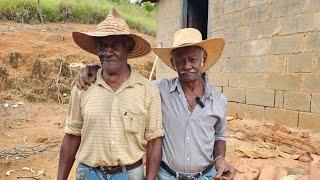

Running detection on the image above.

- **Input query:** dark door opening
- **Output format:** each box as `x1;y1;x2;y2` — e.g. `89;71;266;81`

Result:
182;0;208;39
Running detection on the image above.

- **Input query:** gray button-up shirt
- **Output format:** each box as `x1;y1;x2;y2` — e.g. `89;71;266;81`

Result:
154;76;227;173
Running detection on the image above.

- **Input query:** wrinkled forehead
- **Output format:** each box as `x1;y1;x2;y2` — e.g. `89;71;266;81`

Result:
171;46;205;58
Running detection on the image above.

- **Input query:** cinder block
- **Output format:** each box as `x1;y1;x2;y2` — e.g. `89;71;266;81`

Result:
306;0;320;10
221;43;241;58
243;4;269;24
269;34;304;54
247;56;279;73
298;112;320;130
224;26;250;43
211;30;225;39
211;1;224;18
224;0;247;14
246;89;275;107
303;74;320;93
238;103;265;121
223;87;246;103
213;12;242;30
270;0;304;18
265;108;299;127
266;74;301;91
307;33;320;53
227;102;240;117
249;20;278;39
239;73;265;88
228;74;239;87
287;55;313;73
311;94;320;113
284;92;311;111
279;13;317;35
208;73;229;86
224;58;249;72
249;0;268;7
208;58;224;72
275;91;284;108
240;39;270;56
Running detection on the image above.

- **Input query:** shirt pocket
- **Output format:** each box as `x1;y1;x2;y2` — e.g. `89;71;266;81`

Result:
122;108;146;134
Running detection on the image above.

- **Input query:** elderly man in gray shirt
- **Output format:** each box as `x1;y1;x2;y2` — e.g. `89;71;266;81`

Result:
73;28;235;180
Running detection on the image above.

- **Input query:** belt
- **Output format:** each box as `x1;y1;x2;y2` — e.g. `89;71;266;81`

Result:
99;159;142;174
160;161;213;179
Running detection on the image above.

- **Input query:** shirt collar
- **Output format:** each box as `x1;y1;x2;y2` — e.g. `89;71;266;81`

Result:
96;65;144;90
169;73;213;99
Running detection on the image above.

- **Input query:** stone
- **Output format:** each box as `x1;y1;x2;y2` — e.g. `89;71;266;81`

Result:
275;91;284;108
311;94;320;113
238;103;265;120
284;92;311;111
298;112;320;130
264;108;299;127
307;33;320;53
279;13;317;35
223;87;246;103
224;0;246;14
266;74;301;91
243;4;269;24
208;73;229;86
238;73;265;88
269;34;304;54
287;55;313;73
302;74;320;93
246;89;275;107
270;0;304;18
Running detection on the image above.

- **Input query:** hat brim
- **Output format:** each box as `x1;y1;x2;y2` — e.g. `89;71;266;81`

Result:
153;38;225;72
72;31;151;59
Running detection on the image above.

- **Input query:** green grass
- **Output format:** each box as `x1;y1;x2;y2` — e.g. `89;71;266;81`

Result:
0;0;156;36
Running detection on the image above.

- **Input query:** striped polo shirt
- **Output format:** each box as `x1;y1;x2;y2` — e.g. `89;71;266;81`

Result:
65;68;164;167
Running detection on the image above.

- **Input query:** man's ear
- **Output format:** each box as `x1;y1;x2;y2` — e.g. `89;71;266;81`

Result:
171;58;176;71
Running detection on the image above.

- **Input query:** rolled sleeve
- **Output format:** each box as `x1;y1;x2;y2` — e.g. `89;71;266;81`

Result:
144;86;164;141
214;100;228;141
65;86;83;136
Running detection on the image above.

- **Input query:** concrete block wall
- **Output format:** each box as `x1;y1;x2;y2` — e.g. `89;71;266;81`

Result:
156;0;320;130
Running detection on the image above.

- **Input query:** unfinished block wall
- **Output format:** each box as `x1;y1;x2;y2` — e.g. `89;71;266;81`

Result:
156;0;320;130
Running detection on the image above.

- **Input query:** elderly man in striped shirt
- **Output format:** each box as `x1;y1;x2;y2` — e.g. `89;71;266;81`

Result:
74;28;235;180
57;8;163;180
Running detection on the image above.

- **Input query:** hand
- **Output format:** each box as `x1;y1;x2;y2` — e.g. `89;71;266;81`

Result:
71;64;100;90
214;158;235;180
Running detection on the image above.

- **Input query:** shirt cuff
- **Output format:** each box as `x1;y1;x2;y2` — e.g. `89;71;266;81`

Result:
64;125;81;136
145;129;164;141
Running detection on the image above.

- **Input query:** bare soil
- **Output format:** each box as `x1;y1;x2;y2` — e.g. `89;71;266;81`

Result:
0;21;319;180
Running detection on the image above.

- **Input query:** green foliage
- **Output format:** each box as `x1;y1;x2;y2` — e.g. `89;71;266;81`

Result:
0;0;156;36
143;1;155;12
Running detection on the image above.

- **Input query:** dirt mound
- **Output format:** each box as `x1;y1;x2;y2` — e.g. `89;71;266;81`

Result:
0;20;156;103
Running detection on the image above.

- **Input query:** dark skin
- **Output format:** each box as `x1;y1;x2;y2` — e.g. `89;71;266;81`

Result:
59;35;162;180
72;46;235;180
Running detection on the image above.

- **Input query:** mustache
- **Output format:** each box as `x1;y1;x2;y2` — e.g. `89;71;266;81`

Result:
180;69;196;74
99;55;119;62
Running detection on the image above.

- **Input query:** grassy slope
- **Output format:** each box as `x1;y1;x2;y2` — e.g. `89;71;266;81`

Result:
0;0;156;36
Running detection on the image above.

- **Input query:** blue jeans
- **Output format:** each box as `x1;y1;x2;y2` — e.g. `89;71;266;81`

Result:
157;166;216;180
76;163;144;180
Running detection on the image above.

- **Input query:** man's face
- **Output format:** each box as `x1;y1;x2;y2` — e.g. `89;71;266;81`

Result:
171;46;206;83
95;35;134;73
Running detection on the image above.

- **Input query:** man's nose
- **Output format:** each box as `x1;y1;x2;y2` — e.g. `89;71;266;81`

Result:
100;47;114;57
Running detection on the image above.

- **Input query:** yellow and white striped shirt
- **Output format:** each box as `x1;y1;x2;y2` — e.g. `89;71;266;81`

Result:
65;68;163;167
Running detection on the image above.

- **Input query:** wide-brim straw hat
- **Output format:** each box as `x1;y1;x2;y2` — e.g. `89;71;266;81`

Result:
153;28;225;72
72;8;151;59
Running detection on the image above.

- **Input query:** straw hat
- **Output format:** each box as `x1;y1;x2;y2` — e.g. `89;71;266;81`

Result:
72;8;151;59
153;28;225;72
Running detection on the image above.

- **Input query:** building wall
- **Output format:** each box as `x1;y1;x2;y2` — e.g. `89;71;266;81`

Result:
156;0;320;130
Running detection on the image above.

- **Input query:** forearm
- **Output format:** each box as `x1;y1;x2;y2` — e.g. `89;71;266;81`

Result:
146;137;162;180
213;140;226;159
57;134;81;180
